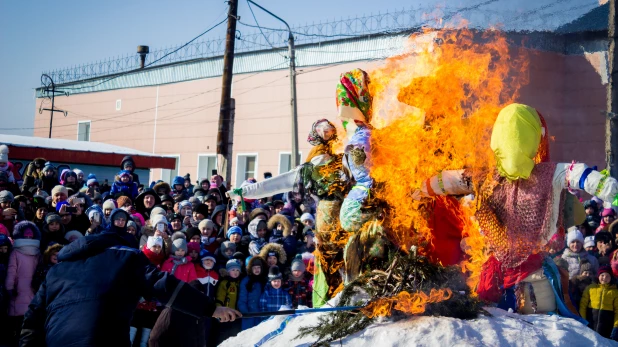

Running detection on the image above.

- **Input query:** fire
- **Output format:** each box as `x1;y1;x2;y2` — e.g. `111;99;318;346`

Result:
362;288;453;318
367;27;529;292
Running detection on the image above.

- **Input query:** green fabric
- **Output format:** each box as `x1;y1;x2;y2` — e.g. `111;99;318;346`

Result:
312;260;329;308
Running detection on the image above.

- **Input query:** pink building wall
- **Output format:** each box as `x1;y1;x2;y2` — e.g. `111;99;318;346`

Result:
34;50;606;185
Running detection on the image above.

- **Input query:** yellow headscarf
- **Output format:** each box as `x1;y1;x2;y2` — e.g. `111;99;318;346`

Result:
490;103;542;180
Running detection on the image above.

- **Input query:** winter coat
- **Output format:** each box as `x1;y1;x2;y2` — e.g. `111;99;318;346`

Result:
259;283;292;312
201;236;220;254
215;277;240;309
570;275;594;310
161;256;198;283
580;283;618;338
562;248;599;279
20;158;46;193
120;156;140;185
286;272;313;308
19;232;216;347
212;205;227;236
38;176;59;195
40;224;68;251
6;239;41;316
238;274;265;330
195;267;219;300
110;181;139;201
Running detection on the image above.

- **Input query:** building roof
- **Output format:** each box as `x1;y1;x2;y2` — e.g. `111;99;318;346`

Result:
2;134;175;169
556;3;609;34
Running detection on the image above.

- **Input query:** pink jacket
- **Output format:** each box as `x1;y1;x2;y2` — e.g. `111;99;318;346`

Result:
161;256;197;283
5;240;41;316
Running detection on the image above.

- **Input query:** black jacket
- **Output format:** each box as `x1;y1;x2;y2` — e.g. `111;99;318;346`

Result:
120;156;140;186
20;232;217;347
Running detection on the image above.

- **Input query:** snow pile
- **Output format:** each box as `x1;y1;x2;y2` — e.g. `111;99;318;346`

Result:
222;307;617;347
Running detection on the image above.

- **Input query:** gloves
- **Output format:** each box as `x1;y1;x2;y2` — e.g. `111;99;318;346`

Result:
611;327;618;341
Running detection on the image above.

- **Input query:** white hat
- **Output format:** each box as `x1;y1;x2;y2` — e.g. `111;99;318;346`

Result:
567;227;584;245
584;236;596;249
147;236;163;249
64;230;84;242
0;145;8;163
300;213;315;223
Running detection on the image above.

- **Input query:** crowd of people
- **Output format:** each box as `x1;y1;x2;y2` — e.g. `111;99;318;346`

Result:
3;145;618;344
0;151;316;346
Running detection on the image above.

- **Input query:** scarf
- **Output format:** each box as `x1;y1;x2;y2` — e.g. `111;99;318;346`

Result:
170;255;188;275
13;239;41;256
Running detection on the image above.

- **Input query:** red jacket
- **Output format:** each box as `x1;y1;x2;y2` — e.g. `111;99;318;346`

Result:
161;256;198;283
142;247;165;268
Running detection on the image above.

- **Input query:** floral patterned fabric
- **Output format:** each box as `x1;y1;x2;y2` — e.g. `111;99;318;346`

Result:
336;69;373;123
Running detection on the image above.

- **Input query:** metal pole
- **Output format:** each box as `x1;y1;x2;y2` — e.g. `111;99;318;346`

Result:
49;84;55;138
216;0;238;184
247;0;299;168
289;34;299;168
608;0;618;177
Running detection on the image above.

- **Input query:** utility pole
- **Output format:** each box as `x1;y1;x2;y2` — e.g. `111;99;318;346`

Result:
247;0;299;168
608;0;618;177
40;74;68;138
216;0;238;185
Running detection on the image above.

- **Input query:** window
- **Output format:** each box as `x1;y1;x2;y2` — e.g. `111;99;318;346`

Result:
278;152;302;174
161;155;180;183
116;99;122;111
236;154;257;187
77;121;91;141
197;155;217;182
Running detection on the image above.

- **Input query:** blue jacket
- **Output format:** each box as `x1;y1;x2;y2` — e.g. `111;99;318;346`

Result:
239;275;265;330
110;181;139;200
259;283;292;312
19;232;217;347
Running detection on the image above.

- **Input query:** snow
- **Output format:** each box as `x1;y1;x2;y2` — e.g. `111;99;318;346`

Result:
222;306;618;347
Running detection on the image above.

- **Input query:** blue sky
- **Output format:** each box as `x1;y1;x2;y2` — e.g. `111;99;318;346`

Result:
0;0;599;136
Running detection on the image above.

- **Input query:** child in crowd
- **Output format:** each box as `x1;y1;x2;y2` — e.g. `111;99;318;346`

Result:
247;219;268;256
110;170;139;200
199;219;219;253
142;236;165;268
6;221;41;345
286;255;314;308
580;266;618;340
584;236;596;254
260;265;292;312
298;227;316;254
196;251;219;299
41;213;66;249
300;213;315;228
260;243;287;269
161;233;197;283
217;241;237;276
227;226;243;249
186;227;202;244
215;259;243;344
562;228;599;279
569;260;594;310
239;256;267;330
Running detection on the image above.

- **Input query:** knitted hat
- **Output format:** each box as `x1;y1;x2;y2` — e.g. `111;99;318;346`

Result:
73;168;83;176
187;241;201;253
0;190;14;203
584;200;598;210
300;213;315;224
566;227;584;245
220;241;236;254
198;219;215;231
226;226;242;239
51;185;68;197
179;200;192;210
150;215;168;229
87;178;99;187
200;250;216;263
102;200;116;211
172;237;187;253
64;230;83;242
580;260;594;274
147;236;163;249
291;254;306;272
226;259;242;272
205;194;218;203
46;213;62;225
602;208;616;217
584;236;596;249
150;206;167;217
170;213;182;222
598;265;613;277
116;196;132;208
193;203;210;217
0;145;8;163
268;265;283;281
127;220;137;230
183;173;191;182
595;231;613;245
42;162;55;174
118;170;132;179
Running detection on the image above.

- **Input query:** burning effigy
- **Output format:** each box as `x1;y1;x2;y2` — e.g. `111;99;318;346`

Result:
230;26;618;344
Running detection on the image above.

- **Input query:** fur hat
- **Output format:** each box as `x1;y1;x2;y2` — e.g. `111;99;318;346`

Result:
51;185;68;197
291;254;306;272
153;181;172;195
147;236;163;249
268;265;283;281
103;199;116;211
220;241;236;254
259;243;287;264
0;190;14;203
226;226;242;239
172;237;188;254
64;230;83;242
267;214;292;237
43;243;63;264
584;236;596;249
226;259;242;272
46;213;62;225
0;144;8;163
566;227;584;245
249;208;269;222
116;196;132;208
247;255;266;273
13;221;41;241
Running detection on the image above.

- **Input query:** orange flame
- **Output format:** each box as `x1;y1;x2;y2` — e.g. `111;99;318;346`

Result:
362;288;453;318
366;27;529;292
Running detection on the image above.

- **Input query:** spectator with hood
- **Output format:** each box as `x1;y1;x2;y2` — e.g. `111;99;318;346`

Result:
21;158;47;193
183;174;194;195
37;163;58;195
135;188;161;221
121;156;140;186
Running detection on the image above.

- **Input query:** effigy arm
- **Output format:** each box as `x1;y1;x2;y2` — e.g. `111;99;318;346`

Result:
556;163;618;205
415;169;474;198
226;169;299;200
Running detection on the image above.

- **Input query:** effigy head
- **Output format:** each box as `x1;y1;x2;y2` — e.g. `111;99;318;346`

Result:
336;69;372;137
307;119;337;146
490;103;548;180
